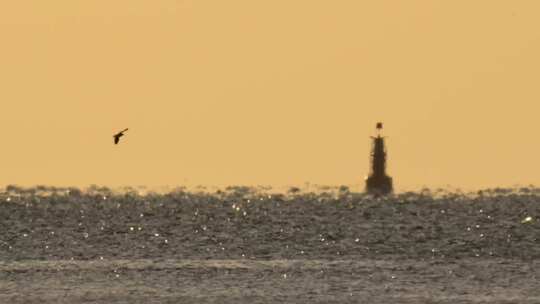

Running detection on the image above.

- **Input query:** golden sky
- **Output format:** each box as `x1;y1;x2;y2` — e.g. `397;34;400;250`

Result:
1;1;539;190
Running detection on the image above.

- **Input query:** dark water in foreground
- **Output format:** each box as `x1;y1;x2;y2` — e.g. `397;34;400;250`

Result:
0;186;539;303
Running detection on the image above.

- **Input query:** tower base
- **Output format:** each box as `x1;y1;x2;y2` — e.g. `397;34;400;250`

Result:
365;175;393;195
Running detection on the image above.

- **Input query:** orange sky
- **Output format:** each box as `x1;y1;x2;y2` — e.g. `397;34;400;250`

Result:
1;1;539;190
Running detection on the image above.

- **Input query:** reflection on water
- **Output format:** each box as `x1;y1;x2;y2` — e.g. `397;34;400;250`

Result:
1;258;539;303
0;185;539;302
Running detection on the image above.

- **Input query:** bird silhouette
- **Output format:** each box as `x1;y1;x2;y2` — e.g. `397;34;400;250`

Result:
113;128;128;145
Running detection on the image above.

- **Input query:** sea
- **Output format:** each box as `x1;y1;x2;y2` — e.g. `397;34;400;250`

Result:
0;185;539;303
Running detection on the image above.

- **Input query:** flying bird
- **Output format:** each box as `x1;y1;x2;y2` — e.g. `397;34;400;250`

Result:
113;128;129;145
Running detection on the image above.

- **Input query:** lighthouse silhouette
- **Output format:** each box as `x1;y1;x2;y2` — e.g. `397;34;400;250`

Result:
365;122;393;195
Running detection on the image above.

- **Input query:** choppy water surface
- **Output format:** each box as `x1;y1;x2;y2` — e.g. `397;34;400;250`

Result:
1;185;539;303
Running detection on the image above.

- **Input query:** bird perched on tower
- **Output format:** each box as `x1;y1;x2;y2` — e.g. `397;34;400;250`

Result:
113;128;128;145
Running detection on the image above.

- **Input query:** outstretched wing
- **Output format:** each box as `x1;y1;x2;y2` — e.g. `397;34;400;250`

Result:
113;128;128;145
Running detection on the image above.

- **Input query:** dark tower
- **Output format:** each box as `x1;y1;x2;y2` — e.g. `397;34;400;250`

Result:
365;122;393;195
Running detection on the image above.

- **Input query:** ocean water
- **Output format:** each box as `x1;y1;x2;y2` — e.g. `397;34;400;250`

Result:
0;185;539;303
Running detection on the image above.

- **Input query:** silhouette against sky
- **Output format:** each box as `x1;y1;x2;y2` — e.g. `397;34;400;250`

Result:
113;128;129;145
366;123;393;195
